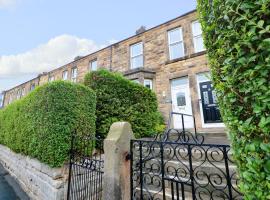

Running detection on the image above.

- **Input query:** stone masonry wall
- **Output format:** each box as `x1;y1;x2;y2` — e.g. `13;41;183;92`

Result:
2;10;225;133
0;145;68;200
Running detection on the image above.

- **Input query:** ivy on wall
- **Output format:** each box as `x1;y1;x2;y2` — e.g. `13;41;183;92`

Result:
197;0;270;199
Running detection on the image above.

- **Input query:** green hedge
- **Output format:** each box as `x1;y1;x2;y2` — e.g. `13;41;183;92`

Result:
0;81;96;167
197;1;270;199
84;69;164;139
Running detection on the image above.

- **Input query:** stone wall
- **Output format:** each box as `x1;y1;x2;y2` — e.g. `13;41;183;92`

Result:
0;145;68;200
2;10;225;133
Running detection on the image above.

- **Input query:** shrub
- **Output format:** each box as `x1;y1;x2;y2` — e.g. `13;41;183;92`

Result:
0;81;96;167
84;69;164;139
197;1;270;199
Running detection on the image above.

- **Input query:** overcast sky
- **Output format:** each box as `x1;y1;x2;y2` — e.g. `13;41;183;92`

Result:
0;0;197;92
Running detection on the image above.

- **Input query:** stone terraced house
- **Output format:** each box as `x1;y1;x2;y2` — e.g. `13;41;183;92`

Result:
0;10;226;135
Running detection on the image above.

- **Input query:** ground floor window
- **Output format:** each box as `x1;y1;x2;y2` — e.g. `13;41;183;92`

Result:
144;79;153;90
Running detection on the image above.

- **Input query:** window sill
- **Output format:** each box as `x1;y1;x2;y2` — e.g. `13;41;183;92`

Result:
124;67;156;76
165;51;206;65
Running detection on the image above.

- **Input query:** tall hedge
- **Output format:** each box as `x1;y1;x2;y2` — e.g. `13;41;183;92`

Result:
84;69;164;139
0;81;96;167
197;1;270;199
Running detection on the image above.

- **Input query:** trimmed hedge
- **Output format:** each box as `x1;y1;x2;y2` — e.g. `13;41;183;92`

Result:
0;81;96;167
197;1;270;199
84;69;164;139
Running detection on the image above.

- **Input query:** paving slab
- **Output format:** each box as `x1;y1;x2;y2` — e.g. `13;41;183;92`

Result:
0;164;29;200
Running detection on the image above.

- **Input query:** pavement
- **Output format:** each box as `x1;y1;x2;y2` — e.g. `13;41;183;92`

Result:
0;164;29;200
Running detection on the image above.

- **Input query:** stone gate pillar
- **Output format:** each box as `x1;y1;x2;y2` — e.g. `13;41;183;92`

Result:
103;122;134;200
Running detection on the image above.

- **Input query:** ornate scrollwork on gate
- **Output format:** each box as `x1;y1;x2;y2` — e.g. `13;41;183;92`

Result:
131;128;243;200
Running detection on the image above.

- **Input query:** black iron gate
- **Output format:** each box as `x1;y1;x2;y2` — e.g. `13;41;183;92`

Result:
67;135;104;200
130;113;243;200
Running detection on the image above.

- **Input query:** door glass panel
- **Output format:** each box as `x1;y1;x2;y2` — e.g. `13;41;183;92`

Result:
176;92;186;107
203;91;209;104
212;90;218;104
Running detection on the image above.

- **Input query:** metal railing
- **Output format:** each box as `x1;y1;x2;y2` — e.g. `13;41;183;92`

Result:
67;134;104;200
130;112;243;200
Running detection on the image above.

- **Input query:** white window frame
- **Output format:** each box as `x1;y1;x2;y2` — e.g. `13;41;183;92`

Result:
144;79;153;90
8;93;13;104
89;59;98;71
130;42;144;69
16;89;21;100
168;27;185;60
21;87;25;97
0;93;3;108
192;20;206;53
62;70;69;80
30;83;35;91
71;67;78;83
48;75;55;82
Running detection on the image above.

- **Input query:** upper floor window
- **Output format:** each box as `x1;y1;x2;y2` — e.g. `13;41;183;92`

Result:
16;89;21;100
168;27;184;60
130;42;143;69
0;93;3;108
192;21;205;53
48;75;55;82
144;79;153;90
8;93;13;104
62;70;68;80
71;67;78;83
89;59;98;71
21;87;25;97
30;84;35;91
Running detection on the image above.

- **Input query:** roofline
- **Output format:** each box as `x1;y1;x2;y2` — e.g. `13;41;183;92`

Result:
4;9;197;92
49;9;197;73
4;75;40;93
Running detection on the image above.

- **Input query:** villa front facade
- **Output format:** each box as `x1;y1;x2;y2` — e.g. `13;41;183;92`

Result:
0;10;225;134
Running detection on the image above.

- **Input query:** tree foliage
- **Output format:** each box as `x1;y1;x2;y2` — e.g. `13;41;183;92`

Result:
197;0;270;199
84;69;165;139
0;81;96;167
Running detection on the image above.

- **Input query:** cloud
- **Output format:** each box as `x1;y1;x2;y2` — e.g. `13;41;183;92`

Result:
0;35;103;78
0;0;18;9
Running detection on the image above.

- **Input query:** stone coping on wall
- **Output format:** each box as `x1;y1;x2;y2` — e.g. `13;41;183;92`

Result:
0;145;69;200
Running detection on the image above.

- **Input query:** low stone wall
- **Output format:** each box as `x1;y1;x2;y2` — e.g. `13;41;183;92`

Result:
0;145;69;200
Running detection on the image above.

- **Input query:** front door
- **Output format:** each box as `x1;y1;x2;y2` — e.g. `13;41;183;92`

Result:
199;81;222;123
171;77;194;129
